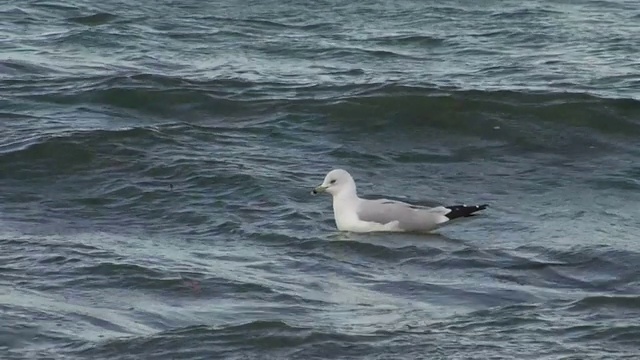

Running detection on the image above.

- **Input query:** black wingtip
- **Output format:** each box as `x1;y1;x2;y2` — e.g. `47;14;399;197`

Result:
444;204;489;220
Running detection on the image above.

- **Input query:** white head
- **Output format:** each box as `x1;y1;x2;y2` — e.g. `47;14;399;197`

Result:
312;169;357;197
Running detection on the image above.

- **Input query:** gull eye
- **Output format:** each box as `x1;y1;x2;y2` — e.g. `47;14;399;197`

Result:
330;179;336;184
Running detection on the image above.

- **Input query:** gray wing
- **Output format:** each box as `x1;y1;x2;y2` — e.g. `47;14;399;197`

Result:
364;195;443;208
356;198;450;231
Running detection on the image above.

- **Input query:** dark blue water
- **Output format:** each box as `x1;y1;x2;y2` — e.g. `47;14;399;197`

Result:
1;1;640;359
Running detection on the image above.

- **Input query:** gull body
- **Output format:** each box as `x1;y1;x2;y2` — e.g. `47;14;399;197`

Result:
312;169;488;233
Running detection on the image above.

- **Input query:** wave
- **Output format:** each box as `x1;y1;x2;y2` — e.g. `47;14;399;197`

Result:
308;85;640;136
66;320;378;359
567;295;640;311
4;73;639;139
0;126;180;178
67;13;117;26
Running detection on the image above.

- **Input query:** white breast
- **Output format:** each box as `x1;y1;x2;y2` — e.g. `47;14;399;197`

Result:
332;197;359;231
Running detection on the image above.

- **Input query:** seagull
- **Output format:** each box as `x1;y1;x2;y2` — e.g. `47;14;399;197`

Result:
311;169;488;233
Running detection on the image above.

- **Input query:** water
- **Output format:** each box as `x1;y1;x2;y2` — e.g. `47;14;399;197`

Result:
1;0;640;359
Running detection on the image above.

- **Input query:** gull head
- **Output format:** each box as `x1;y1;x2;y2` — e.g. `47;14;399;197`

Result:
312;169;357;197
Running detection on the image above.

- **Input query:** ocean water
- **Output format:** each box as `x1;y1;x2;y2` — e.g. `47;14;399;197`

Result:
1;0;640;359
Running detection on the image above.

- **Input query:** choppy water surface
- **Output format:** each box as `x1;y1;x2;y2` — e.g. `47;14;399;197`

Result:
1;0;640;359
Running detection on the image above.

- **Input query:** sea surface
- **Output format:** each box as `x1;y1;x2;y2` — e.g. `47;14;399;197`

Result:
1;0;640;359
